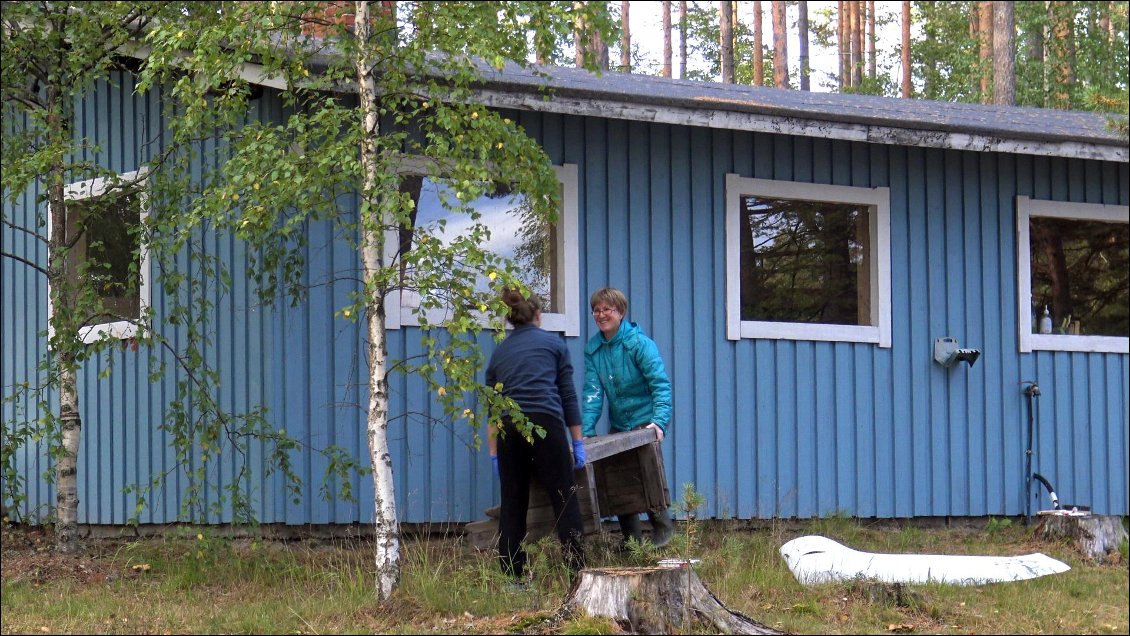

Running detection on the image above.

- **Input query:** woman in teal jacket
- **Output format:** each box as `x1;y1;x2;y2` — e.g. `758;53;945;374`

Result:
583;287;675;548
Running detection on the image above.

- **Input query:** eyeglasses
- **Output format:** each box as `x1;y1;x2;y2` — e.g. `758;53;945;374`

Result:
591;307;618;316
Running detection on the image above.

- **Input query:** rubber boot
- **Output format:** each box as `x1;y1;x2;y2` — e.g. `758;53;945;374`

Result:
617;513;644;549
648;507;675;548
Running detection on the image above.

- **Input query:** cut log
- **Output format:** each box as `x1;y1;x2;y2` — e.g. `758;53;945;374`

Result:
1037;514;1128;562
565;565;786;635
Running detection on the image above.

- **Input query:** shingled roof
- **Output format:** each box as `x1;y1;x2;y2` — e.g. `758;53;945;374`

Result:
471;62;1128;163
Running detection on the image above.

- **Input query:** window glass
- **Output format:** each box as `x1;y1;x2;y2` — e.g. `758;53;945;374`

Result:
68;192;142;320
739;196;872;326
399;177;559;312
725;175;890;346
1028;216;1129;337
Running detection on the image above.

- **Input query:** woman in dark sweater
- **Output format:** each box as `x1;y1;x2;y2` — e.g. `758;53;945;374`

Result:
486;289;587;580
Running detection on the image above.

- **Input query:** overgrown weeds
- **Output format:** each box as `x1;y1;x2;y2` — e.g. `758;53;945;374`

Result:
1;517;1126;634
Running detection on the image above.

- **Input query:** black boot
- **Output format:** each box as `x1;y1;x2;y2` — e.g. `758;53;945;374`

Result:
617;513;643;549
648;508;675;548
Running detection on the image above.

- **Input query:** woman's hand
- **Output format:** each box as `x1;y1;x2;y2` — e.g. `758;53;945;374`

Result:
645;422;664;443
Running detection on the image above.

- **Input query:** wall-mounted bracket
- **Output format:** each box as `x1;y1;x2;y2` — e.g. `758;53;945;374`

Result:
934;337;981;368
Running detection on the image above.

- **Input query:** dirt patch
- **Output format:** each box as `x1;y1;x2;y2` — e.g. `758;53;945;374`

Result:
1;523;134;586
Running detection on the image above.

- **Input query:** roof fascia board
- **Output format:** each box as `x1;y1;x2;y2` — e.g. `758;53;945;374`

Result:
472;89;1128;163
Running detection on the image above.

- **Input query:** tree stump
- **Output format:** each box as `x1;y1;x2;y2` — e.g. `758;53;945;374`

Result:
1037;514;1128;562
565;565;786;635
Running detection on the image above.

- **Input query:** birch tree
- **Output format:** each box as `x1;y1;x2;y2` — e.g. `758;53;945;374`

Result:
140;0;614;601
2;2;149;553
0;1;262;553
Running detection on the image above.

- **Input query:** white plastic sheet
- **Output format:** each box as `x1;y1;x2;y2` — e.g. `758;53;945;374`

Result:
779;535;1070;586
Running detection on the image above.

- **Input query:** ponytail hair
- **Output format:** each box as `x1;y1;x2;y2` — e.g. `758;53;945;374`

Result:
502;288;541;326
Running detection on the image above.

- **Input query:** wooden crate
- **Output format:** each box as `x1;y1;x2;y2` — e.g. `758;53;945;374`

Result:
464;427;669;550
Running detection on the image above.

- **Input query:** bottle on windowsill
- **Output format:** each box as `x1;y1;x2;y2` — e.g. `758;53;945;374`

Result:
1038;306;1053;334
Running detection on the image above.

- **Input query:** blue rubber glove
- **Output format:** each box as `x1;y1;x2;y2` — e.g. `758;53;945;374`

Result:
492;455;499;477
572;439;586;469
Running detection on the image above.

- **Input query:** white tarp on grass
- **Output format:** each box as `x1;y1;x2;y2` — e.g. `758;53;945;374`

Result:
780;535;1070;586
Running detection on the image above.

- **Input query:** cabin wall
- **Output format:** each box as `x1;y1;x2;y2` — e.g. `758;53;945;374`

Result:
3;78;1127;525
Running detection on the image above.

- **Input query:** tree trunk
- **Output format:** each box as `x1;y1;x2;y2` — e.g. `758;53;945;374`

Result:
1038;515;1129;563
846;0;858;87
679;0;688;78
620;0;631;71
567;566;786;635
721;0;735;83
978;1;993;102
849;0;858;86
1048;0;1075;109
798;1;810;90
355;0;401;602
901;0;911;97
45;79;81;555
771;0;788;88
992;0;1015;105
662;0;673;77
867;0;875;80
754;0;764;85
575;1;609;69
837;0;846;88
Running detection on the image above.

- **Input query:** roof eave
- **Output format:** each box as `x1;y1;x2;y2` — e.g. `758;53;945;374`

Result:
472;87;1129;163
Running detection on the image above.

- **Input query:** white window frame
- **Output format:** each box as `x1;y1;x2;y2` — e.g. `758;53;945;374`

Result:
385;161;579;337
725;175;892;347
1016;196;1129;354
48;168;152;344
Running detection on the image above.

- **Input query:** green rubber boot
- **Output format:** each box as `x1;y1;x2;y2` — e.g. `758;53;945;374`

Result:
648;508;675;548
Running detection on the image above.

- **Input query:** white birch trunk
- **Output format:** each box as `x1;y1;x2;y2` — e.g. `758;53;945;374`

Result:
55;365;81;553
47;89;81;554
355;0;400;601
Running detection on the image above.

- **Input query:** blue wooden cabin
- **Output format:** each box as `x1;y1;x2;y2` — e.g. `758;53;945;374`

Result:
3;62;1127;528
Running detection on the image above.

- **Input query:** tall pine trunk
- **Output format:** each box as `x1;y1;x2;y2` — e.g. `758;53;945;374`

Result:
798;1;810;90
621;0;631;71
680;0;688;78
1048;0;1075;109
838;0;847;89
867;0;876;80
901;0;911;97
978;1;993;103
772;0;788;88
992;1;1015;105
851;0;863;87
355;0;401;602
575;1;609;69
754;0;765;85
721;0;735;82
662;0;673;77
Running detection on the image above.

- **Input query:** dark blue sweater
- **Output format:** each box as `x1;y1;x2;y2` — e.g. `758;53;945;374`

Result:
485;324;581;427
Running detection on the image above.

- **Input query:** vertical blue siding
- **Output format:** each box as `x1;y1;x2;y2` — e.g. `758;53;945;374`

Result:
4;77;1127;527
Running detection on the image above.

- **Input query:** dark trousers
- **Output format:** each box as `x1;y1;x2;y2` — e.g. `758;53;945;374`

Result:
496;411;585;578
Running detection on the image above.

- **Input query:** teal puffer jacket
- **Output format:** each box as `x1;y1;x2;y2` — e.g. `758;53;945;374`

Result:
582;320;672;436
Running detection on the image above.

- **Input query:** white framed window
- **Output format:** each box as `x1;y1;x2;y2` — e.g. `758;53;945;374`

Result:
725;175;891;346
48;168;151;344
1016;196;1129;354
385;161;579;336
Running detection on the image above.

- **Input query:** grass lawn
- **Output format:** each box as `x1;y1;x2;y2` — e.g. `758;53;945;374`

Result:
2;515;1127;634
